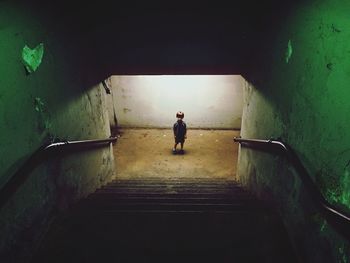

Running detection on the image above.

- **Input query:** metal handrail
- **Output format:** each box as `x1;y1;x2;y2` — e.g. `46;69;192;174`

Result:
234;136;350;241
0;137;117;210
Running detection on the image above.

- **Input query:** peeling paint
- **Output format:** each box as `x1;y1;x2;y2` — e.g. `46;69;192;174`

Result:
22;43;44;74
285;40;293;63
33;97;51;134
340;168;350;206
320;220;327;233
331;24;341;33
326;63;333;70
338;245;348;263
34;97;45;112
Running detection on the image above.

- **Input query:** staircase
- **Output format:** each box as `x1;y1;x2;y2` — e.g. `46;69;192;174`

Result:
32;177;298;263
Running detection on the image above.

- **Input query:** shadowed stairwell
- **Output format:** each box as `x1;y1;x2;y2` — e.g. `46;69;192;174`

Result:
31;130;298;262
31;177;297;263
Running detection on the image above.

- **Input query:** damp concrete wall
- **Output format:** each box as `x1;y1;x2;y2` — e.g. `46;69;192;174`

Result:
110;75;244;129
104;78;118;130
0;3;115;262
238;1;350;262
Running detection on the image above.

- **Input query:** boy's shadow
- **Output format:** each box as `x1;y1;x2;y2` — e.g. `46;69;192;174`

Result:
171;150;188;155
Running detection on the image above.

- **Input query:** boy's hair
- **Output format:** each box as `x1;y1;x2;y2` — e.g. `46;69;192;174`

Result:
176;111;184;118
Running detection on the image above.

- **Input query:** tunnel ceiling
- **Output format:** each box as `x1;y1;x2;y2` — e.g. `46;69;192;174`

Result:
30;0;298;77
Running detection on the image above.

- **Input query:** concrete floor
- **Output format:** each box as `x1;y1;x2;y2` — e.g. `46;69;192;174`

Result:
113;128;240;180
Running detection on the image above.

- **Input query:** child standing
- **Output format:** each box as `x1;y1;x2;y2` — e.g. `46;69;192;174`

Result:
172;111;187;154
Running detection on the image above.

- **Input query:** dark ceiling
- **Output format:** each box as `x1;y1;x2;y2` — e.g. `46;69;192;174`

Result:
27;1;299;77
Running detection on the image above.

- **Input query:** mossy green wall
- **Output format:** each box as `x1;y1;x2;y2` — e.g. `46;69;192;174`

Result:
239;0;350;262
0;3;115;261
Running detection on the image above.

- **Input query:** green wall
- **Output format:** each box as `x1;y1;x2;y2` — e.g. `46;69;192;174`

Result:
0;3;115;261
239;0;350;262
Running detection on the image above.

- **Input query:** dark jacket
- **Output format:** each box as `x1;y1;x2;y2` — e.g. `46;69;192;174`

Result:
173;120;187;141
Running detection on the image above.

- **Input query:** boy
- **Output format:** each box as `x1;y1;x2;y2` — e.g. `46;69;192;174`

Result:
172;111;187;154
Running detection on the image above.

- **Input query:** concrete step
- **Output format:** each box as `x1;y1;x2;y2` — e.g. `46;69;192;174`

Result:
108;180;241;186
77;202;258;212
82;195;263;210
93;188;249;195
31;177;298;263
111;177;235;182
34;206;296;263
85;195;256;203
103;183;243;189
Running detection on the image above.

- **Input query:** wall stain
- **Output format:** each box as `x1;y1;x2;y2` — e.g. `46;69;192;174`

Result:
326;63;333;70
123;108;132;113
331;24;341;33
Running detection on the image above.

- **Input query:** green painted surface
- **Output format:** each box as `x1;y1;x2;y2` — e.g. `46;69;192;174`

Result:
239;0;350;261
0;3;114;261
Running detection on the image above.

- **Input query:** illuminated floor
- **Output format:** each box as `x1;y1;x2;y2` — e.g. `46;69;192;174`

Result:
114;128;240;179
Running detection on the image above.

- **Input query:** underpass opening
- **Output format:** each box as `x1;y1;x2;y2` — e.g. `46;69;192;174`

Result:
103;75;246;180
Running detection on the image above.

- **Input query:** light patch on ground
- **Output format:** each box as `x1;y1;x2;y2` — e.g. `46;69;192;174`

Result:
114;129;240;180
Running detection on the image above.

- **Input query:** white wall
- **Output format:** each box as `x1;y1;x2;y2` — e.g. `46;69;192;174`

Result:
110;75;244;129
